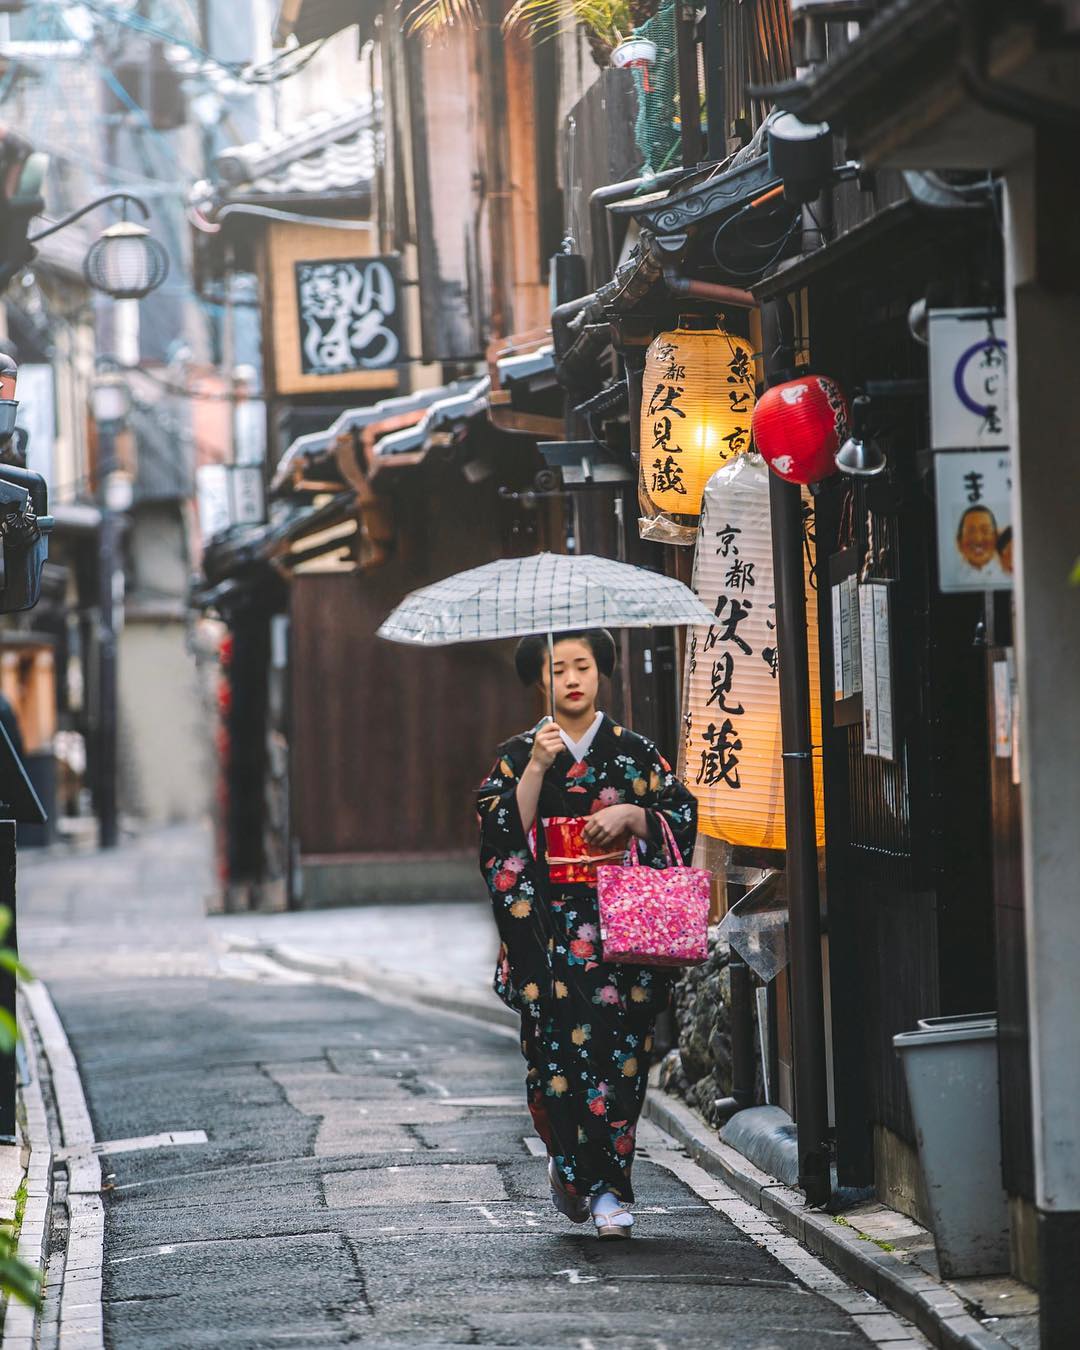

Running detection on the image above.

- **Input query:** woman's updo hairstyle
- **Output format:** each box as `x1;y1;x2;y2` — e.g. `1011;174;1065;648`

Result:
514;629;616;686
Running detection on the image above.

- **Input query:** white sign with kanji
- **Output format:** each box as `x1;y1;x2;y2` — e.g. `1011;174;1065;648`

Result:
928;308;1008;449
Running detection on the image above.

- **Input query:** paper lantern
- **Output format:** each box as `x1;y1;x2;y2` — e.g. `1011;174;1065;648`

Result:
639;319;757;546
751;375;849;486
679;453;824;850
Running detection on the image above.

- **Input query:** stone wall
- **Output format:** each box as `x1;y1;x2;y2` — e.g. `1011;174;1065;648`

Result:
658;935;734;1125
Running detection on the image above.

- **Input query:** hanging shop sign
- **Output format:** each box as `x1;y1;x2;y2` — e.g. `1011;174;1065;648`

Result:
295;256;401;376
933;448;1013;592
267;223;403;398
639;320;757;547
196;463;266;541
679;453;825;851
928;308;1007;449
857;579;895;761
827;546;863;728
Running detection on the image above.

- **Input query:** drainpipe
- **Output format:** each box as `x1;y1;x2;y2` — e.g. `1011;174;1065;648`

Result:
715;955;758;1121
662;268;756;308
763;298;831;1208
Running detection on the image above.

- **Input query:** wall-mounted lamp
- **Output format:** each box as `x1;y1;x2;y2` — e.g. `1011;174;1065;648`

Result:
767;111;862;206
28;192;169;300
835;395;887;477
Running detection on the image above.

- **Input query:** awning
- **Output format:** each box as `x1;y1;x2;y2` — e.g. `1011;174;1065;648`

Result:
271;381;487;495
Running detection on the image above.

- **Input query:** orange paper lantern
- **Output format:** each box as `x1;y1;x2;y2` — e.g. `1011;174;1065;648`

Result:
639;319;757;546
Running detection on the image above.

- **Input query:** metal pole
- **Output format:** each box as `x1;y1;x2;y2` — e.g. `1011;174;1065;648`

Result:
675;2;704;168
769;472;830;1206
547;631;556;722
0;821;15;1141
704;0;727;162
97;422;119;850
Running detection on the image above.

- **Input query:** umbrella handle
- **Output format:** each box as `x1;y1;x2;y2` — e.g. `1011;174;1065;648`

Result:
547;630;556;721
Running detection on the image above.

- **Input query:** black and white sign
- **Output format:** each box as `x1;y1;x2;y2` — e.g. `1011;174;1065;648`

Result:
294;256;402;376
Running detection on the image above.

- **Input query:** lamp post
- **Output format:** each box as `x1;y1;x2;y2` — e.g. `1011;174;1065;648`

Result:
90;373;131;850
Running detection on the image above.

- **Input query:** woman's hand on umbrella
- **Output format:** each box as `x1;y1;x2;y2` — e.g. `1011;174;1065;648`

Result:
529;720;565;771
584;804;645;850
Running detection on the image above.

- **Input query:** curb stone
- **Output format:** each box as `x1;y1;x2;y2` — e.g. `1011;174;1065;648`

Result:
642;1087;1015;1350
17;981;105;1350
2;991;53;1349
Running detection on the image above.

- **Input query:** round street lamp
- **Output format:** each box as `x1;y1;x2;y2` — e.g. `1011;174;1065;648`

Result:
28;192;169;300
84;220;170;300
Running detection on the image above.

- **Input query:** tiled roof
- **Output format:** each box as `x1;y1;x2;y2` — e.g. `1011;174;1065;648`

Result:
215;102;378;201
373;378;492;458
271;385;461;495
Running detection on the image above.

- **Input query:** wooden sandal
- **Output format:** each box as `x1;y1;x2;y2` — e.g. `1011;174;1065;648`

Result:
593;1206;633;1240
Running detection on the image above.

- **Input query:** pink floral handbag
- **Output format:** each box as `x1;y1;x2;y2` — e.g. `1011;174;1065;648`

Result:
596;814;710;967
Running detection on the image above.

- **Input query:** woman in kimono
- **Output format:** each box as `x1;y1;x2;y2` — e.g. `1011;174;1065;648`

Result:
477;629;696;1240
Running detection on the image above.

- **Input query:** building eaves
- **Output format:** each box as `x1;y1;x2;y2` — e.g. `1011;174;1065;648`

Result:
271;383;481;496
497;345;556;390
214;102;378;201
763;0;953;127
762;0;1066;169
371;377;492;463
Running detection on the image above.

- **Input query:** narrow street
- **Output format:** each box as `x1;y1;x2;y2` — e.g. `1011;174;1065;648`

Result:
16;828;918;1349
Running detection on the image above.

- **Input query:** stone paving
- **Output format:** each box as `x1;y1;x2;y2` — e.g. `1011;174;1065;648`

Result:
13;825;927;1348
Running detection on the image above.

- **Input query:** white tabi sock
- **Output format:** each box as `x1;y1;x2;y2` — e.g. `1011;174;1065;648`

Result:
590;1190;633;1226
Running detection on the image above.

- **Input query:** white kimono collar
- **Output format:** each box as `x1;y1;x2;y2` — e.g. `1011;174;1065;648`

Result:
557;711;604;764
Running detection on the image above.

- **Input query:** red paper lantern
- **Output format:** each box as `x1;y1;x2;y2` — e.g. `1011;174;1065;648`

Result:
751;375;849;486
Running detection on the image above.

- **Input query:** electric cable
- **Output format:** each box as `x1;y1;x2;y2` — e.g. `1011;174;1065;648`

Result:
711;212;801;279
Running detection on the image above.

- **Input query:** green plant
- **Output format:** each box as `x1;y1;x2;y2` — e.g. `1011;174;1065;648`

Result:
400;0;481;37
0;907;31;1055
0;907;42;1313
0;1223;41;1309
502;0;638;59
400;0;657;64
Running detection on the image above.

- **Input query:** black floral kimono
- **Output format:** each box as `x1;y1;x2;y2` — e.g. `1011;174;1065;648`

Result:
477;714;697;1203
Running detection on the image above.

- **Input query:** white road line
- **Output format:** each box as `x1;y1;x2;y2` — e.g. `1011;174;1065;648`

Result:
109;1245;176;1265
57;1130;208;1160
554;1269;599;1285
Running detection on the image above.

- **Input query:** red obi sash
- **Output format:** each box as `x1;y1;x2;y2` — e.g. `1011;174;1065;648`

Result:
541;816;625;885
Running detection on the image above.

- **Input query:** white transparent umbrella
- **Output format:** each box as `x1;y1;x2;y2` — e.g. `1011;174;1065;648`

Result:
377;551;715;716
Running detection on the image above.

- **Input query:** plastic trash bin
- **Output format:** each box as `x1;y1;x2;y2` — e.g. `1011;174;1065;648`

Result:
893;1015;1010;1278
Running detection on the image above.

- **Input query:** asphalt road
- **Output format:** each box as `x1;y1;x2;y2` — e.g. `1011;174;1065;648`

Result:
18;828;900;1349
